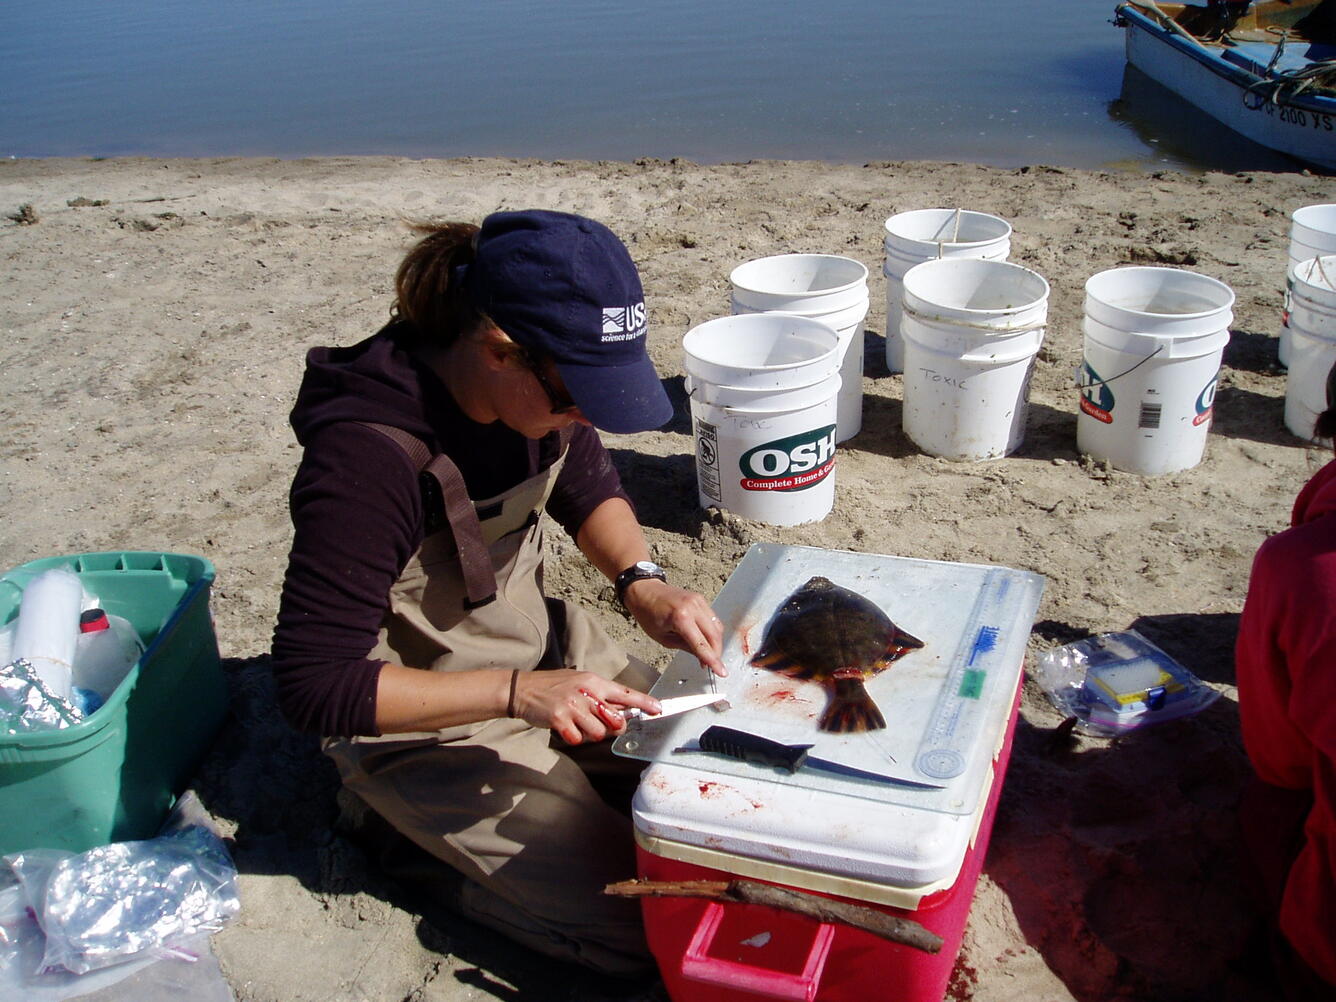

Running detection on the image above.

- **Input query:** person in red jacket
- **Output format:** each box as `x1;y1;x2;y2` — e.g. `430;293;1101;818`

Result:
1236;361;1336;997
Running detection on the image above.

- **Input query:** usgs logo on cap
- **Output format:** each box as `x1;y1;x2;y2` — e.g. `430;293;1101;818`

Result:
739;426;837;492
601;302;647;343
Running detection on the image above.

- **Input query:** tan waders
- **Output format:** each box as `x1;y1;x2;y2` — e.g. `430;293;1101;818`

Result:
323;425;657;976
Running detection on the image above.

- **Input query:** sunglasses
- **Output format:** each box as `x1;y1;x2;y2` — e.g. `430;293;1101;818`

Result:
522;350;579;415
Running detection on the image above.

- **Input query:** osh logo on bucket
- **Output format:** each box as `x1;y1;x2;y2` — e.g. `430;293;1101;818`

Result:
1078;360;1115;424
739;426;837;492
601;302;647;343
1193;376;1218;427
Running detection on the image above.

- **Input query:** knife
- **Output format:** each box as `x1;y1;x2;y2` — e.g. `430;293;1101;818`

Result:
621;693;731;721
687;725;945;789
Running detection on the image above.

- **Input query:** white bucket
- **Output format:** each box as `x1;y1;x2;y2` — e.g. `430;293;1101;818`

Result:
900;258;1049;461
1077;267;1234;476
1281;204;1336;367
730;295;868;443
728;254;870;443
1284;255;1336;442
729;254;869;314
683;314;842;526
883;209;1012;374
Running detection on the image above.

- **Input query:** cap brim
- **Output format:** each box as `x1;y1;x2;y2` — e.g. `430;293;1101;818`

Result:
557;357;674;434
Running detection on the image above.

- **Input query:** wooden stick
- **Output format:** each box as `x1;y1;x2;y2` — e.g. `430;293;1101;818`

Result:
605;878;944;955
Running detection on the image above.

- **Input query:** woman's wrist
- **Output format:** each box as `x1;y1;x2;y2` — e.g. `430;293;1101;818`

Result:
614;559;667;607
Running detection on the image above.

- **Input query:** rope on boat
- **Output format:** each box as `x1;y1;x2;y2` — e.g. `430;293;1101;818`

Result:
1243;57;1336;110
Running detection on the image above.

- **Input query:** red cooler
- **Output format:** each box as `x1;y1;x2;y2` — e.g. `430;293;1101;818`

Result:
616;544;1045;1002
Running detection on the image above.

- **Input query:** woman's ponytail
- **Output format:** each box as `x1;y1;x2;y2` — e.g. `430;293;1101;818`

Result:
392;221;484;345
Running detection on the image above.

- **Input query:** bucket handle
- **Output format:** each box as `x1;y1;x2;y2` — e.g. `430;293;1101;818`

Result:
680;901;836;1002
1309;255;1335;290
933;207;962;258
1076;345;1164;390
901;302;1044;335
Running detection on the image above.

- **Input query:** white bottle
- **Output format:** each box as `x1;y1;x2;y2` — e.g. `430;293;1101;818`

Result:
11;566;83;701
73;608;144;703
0;619;14;666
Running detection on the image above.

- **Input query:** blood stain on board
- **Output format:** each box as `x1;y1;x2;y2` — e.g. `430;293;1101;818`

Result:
737;617;757;656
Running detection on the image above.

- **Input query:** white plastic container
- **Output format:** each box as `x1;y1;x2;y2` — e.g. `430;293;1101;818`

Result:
1077;267;1234;476
730;295;868;444
684;314;842;526
729;254;870;443
729;254;869;315
10;566;83;700
1285;256;1336;443
1282;204;1336;367
883;209;1012;374
73;608;144;704
900;258;1049;461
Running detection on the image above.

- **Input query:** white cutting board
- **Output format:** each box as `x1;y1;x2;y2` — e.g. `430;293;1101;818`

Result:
613;543;1045;816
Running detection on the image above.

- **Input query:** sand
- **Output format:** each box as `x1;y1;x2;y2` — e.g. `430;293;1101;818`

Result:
2;155;1331;1001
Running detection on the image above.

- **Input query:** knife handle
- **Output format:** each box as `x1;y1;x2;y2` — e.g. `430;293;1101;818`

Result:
698;725;813;774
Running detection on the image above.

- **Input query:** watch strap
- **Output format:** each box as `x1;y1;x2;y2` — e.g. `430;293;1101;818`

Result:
614;562;667;606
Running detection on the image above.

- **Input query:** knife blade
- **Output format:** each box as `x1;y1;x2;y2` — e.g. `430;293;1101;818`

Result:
688;725;946;788
621;692;730;721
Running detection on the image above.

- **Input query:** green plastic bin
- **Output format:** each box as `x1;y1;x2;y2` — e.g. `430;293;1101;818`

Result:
0;552;227;855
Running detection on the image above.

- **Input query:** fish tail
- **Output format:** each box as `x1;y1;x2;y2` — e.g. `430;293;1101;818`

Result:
820;679;887;733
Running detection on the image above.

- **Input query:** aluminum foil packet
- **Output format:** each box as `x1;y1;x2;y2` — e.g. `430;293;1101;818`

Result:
0;659;84;734
5;825;240;976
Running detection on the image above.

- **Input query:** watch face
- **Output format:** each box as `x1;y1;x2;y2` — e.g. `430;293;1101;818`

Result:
636;560;659;574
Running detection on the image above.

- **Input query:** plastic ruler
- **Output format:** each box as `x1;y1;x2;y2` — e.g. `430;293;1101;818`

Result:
914;567;1019;781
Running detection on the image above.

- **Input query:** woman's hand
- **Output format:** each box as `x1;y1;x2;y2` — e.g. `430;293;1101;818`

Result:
622;579;727;677
509;668;661;745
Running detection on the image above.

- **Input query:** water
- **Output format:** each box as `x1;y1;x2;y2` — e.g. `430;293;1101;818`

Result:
0;0;1305;172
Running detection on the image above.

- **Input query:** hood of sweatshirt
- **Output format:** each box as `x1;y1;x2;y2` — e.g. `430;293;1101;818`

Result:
289;322;448;447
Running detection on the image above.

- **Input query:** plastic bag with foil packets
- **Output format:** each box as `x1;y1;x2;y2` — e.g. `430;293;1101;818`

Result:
5;824;240;975
0;658;84;734
1032;630;1221;737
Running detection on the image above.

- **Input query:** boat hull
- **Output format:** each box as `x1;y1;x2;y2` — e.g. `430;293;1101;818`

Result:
1119;4;1336;170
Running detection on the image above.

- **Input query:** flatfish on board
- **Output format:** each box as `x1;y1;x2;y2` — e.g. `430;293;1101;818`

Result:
750;576;925;733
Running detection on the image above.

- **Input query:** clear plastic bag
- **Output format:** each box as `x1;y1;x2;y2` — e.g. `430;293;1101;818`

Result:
1032;629;1221;737
2;804;239;978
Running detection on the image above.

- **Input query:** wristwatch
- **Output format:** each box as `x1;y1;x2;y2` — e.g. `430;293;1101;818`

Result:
614;560;668;606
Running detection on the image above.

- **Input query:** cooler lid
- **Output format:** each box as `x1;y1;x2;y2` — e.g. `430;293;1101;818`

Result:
613;543;1044;817
632;759;998;896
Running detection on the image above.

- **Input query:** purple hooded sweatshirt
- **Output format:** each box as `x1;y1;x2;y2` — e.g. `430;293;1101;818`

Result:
270;322;629;737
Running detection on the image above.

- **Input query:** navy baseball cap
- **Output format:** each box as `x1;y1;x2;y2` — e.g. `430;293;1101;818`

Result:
462;209;673;434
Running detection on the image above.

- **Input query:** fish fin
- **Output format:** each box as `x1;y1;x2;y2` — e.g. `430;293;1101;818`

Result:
752;650;816;679
771;661;815;679
892;627;925;650
819;678;887;733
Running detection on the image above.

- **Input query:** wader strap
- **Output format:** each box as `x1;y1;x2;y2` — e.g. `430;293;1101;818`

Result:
541;424;577;467
356;422;497;609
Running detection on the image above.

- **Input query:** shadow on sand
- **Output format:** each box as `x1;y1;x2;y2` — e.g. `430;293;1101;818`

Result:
195;657;660;1002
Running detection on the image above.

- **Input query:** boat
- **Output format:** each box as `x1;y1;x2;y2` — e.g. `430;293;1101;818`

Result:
1113;0;1336;171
